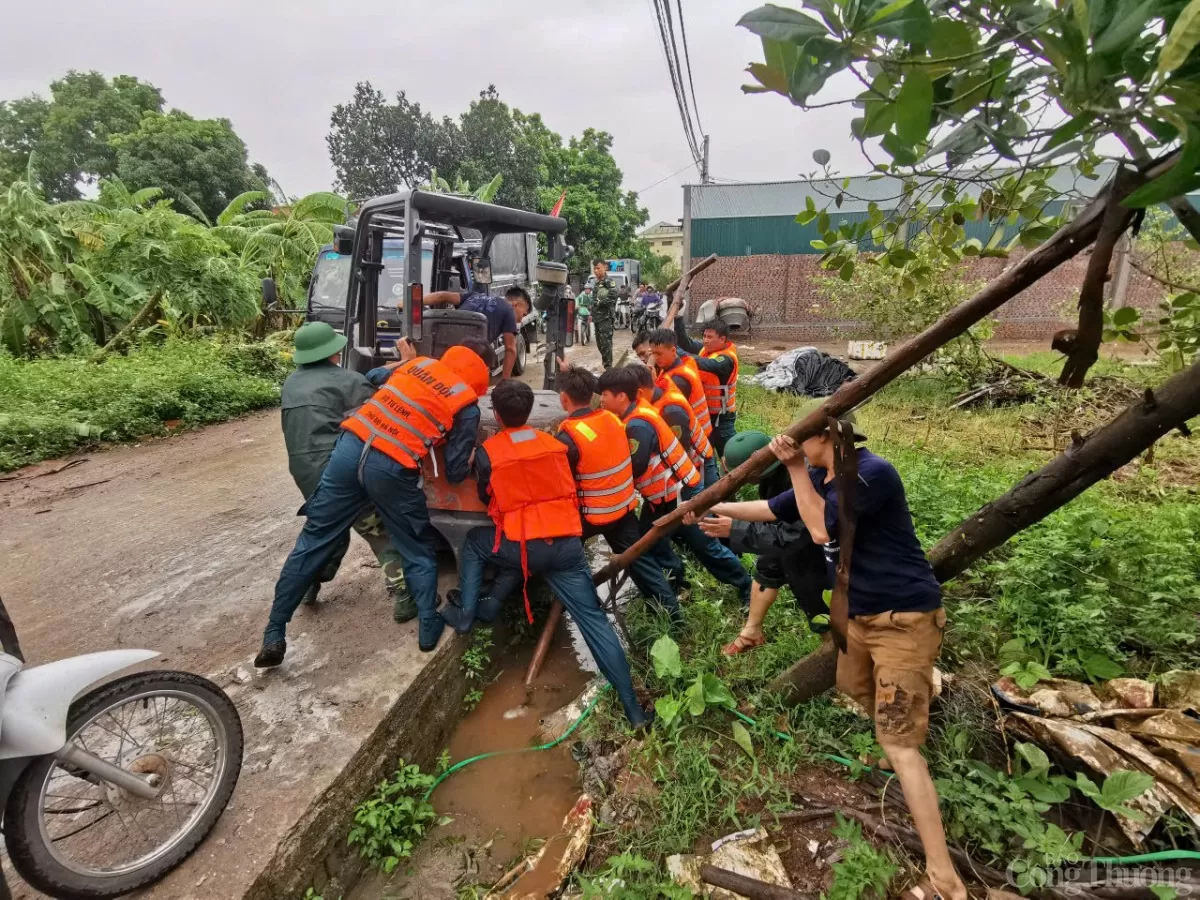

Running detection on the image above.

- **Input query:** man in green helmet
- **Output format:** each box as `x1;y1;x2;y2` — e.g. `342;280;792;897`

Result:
689;429;829;654
281;322;414;620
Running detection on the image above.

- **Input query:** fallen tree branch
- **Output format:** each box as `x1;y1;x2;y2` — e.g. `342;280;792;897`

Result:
699;864;817;900
1060;168;1139;388
1127;255;1200;296
90;292;161;364
929;354;1200;581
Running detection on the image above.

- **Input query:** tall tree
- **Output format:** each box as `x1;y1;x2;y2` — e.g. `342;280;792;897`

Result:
327;83;459;198
110;111;269;223
455;86;542;210
0;72;164;200
541;128;648;273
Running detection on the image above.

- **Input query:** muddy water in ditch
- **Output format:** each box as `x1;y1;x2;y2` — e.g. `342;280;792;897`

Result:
351;628;592;899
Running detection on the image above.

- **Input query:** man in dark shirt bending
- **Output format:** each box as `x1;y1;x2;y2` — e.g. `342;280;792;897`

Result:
762;422;963;900
423;286;528;378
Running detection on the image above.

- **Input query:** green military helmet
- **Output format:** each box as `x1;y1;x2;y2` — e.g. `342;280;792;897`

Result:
293;321;348;365
722;430;781;477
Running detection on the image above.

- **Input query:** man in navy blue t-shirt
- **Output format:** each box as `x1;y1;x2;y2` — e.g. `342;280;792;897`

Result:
693;413;964;900
768;419;964;900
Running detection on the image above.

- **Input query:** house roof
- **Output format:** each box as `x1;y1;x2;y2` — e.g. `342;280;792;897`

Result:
641;220;683;235
688;162;1122;220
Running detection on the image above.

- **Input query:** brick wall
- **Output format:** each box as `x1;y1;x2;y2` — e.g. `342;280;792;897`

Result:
687;249;1176;342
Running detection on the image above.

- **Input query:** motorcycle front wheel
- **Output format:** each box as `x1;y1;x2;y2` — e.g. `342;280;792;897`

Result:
5;670;243;899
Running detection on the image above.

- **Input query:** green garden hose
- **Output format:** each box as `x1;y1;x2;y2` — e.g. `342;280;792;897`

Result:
423;687;608;801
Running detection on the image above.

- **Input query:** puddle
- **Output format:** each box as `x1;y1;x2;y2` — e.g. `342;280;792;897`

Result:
351;627;590;899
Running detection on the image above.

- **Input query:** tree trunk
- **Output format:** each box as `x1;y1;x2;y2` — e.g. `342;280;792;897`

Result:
769;356;1200;704
1059;168;1138;388
930;357;1200;581
592;164;1154;586
90;293;161;364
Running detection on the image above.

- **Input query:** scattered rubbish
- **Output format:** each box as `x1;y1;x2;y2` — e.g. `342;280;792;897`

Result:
668;827;794;898
536;679;605;742
995;671;1200;843
486;793;593;899
847;340;887;360
748;347;857;397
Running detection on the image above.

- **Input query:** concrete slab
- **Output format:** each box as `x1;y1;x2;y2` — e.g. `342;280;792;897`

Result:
0;411;469;899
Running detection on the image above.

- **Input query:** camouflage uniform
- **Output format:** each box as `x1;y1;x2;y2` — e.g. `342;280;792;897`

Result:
591;276;618;369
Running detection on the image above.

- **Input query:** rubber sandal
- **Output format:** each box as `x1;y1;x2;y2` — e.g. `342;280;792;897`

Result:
902;877;945;900
721;631;766;656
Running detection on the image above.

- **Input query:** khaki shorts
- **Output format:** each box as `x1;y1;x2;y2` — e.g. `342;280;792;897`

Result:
835;608;947;749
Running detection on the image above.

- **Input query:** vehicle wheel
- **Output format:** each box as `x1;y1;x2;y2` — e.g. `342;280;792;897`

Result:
5;671;243;899
512;333;527;376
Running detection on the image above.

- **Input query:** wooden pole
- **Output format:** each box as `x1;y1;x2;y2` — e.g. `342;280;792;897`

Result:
699;865;816;900
663;254;717;329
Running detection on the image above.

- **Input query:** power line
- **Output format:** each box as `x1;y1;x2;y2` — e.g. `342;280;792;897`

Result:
636;161;700;195
647;0;702;165
675;0;704;138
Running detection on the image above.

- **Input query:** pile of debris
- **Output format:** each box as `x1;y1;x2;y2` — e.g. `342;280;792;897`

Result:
749;347;858;397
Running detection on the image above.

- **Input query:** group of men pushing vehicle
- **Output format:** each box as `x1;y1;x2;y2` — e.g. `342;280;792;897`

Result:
261;266;966;900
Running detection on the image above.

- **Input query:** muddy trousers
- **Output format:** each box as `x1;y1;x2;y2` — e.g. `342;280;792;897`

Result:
265;432;440;645
458;529;645;725
582;513;680;620
641;485;753;605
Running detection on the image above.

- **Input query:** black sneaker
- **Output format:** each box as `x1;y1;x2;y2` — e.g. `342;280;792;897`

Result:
301;583;320;606
254;640;286;668
392;589;417;623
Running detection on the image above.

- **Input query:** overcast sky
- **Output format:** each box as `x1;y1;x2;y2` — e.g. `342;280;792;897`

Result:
1;0;868;226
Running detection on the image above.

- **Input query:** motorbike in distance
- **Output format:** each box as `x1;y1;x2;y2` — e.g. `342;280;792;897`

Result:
0;606;242;900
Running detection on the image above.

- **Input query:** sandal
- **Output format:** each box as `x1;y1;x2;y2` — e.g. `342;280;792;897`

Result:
721;631;767;656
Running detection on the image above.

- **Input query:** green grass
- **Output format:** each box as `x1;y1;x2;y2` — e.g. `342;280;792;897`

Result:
0;337;293;472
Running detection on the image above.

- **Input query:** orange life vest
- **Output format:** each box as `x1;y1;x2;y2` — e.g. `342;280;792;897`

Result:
622;401;699;505
658;355;713;439
484;426;582;622
341;354;483;469
558;410;637;526
653;382;713;469
699;343;739;416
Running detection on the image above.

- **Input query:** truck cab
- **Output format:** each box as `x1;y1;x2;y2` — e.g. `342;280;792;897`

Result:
335;190;574;562
306;225;542;375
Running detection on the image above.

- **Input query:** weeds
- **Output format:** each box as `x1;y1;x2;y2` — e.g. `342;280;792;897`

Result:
347;760;449;874
461;627;493;712
0;336;292;471
575;852;693;899
827;814;900;900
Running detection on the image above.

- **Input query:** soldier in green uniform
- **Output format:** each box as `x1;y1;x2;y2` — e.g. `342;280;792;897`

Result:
281;322;414;620
590;259;618;369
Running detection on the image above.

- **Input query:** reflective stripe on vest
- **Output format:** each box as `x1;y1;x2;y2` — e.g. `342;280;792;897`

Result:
654;384;712;466
662;357;712;437
560;410;638;525
699;344;739;415
624;402;698;504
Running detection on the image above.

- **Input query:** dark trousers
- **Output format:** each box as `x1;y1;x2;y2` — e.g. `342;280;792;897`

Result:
459;528;644;724
702;455;720;489
583;512;679;618
712;412;737;460
640;486;752;604
265;433;440;643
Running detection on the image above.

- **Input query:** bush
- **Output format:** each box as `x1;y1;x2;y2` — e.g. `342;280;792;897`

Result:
0;337;292;472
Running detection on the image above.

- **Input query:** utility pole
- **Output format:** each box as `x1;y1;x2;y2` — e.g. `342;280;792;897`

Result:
700;135;710;184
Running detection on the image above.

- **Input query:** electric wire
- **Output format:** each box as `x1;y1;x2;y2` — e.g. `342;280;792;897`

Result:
675;0;705;138
647;0;703;164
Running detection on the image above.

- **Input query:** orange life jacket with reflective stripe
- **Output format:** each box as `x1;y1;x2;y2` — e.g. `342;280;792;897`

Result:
622;401;699;505
341;356;480;469
659;356;713;440
698;343;739;416
653;382;712;468
558;410;637;526
484;426;583;622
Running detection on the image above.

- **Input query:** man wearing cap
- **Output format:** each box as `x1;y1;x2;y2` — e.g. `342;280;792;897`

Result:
693;430;828;655
693;412;964;900
281;322;413;620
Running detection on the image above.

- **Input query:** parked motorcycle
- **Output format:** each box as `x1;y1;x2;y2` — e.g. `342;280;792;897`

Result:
614;297;631;330
632;303;662;334
0;647;243;899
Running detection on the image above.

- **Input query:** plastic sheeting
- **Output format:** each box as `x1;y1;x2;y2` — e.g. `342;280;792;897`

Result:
749;346;858;397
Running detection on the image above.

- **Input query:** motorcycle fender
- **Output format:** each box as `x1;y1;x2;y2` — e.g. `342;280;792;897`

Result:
0;650;159;760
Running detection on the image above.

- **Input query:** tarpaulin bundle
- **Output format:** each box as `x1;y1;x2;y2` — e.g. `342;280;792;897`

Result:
749;347;857;397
